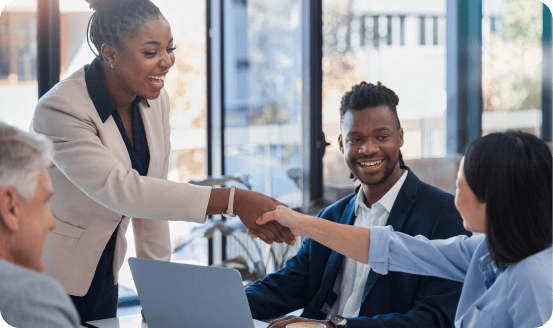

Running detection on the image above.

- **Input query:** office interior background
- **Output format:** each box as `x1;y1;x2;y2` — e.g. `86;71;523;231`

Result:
0;0;551;311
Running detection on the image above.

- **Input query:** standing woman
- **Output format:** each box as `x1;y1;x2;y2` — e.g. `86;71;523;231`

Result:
31;0;293;323
258;131;552;328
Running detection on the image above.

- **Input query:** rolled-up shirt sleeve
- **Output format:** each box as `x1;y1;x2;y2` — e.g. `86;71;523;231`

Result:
369;225;484;282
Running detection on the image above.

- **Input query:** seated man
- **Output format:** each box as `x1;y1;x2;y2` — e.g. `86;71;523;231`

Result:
0;122;80;327
247;82;470;328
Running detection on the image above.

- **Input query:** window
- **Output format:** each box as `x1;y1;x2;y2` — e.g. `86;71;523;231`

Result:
0;16;9;80
0;0;93;130
0;12;36;82
0;1;38;130
400;15;405;45
420;16;426;45
482;0;543;136
433;16;439;45
322;0;449;190
387;15;392;46
222;0;305;210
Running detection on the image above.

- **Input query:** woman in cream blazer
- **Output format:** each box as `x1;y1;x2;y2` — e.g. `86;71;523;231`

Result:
30;0;292;323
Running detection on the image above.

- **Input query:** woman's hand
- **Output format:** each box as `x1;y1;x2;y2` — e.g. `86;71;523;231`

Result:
234;190;296;246
255;205;309;237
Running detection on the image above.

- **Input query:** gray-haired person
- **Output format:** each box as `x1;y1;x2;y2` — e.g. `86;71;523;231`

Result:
0;122;80;327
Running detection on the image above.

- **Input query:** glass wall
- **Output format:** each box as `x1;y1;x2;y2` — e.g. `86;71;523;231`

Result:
156;0;208;264
0;0;38;130
120;0;209;297
482;0;543;136
223;0;304;210
322;0;448;188
0;0;92;130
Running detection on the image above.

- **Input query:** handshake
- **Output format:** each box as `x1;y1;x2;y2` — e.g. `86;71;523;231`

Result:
233;189;307;246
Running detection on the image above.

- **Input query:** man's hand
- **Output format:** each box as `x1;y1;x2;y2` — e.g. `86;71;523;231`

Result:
267;315;332;328
234;189;296;245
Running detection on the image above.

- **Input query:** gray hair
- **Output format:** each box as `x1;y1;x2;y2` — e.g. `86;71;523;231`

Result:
0;122;53;200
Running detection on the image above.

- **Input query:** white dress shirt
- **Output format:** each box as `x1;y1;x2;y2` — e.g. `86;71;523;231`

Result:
328;170;408;318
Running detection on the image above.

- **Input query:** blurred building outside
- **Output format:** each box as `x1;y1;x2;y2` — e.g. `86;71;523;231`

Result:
321;0;543;189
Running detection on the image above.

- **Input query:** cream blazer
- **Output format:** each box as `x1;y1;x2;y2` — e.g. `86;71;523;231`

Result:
30;65;212;297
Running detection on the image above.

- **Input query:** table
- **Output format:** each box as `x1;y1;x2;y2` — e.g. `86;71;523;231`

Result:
84;314;147;328
85;315;269;328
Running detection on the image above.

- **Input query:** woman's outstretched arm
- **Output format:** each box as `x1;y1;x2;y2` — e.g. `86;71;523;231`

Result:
257;205;477;282
256;206;371;264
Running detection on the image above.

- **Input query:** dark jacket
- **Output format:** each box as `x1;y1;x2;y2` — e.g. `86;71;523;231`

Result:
246;168;470;328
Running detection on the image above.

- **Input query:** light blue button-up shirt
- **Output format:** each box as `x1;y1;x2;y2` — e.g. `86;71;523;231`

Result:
369;226;552;328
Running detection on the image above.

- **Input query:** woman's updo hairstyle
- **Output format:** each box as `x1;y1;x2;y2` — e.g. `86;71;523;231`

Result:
463;131;552;268
85;0;162;59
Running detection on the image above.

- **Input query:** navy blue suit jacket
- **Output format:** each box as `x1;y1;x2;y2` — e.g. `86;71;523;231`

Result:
246;168;470;328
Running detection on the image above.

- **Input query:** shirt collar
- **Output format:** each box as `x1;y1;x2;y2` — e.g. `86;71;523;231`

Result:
354;169;408;216
85;57;149;123
479;253;506;289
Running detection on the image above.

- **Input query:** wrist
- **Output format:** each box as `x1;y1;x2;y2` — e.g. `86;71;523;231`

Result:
232;188;246;216
299;214;322;239
222;186;237;216
295;212;312;236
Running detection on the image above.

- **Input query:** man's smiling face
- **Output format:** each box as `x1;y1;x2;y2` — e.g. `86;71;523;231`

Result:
339;105;404;188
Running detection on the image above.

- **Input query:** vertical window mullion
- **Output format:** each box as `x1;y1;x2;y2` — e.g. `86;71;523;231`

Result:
541;3;552;142
37;0;60;98
400;15;405;46
420;16;426;45
387;15;392;45
433;16;439;45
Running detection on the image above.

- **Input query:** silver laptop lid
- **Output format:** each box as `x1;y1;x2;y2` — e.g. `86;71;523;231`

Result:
129;258;264;328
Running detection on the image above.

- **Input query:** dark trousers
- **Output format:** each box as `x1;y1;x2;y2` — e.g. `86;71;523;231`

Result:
71;227;119;324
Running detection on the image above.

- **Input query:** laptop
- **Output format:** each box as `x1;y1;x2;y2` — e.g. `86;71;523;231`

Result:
128;258;269;328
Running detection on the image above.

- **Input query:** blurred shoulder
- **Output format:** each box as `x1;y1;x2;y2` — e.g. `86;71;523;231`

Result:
0;260;70;314
0;260;79;327
0;259;68;301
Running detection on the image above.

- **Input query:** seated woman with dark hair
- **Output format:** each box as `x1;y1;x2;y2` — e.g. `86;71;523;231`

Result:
256;131;552;328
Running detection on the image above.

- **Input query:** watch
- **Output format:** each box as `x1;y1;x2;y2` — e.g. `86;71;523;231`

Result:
222;186;237;216
328;315;347;328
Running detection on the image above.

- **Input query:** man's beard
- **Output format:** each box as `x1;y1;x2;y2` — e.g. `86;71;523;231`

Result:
350;156;398;186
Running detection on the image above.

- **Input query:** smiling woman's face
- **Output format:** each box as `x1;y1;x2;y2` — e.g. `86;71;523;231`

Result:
454;158;487;234
111;16;176;100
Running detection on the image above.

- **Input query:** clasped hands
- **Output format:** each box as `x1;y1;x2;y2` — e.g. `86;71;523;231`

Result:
235;190;298;246
246;204;307;243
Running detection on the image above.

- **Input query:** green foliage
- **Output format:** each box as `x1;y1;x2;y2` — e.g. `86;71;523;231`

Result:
502;0;542;47
483;0;543;112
